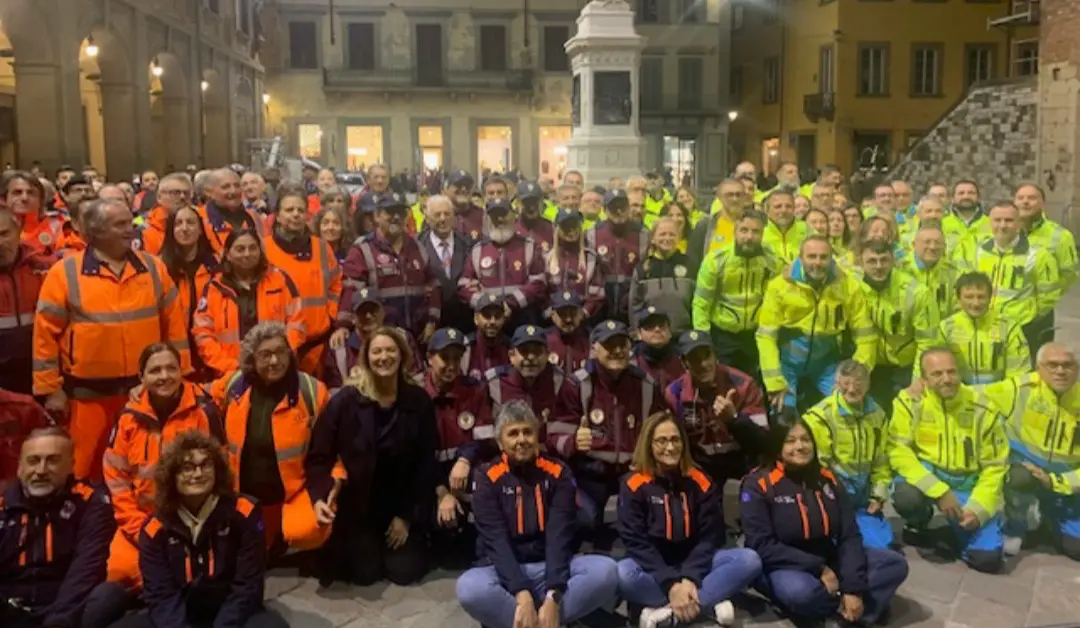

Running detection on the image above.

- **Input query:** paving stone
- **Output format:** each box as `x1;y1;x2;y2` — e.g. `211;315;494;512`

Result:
271;578;371;626
1025;563;1080;627
897;552;965;604
264;568;304;599
949;593;1029;628
959;567;1034;611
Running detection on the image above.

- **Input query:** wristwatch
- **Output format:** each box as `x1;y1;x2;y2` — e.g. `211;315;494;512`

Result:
546;589;563;604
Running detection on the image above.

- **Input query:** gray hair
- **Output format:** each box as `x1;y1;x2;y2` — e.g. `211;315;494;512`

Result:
82;198;129;239
836;359;870;382
193;170;214;196
160;172;193;188
426;194;452;213
493;399;540;438
1036;342;1075;366
239;321;293;377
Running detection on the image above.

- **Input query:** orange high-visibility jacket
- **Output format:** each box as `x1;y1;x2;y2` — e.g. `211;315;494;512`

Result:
19;211;67;257
197;202;267;256
102;381;224;540
32;250;192;397
138;207;169;255
264;232;342;373
210;370;328;501
191;267;306;377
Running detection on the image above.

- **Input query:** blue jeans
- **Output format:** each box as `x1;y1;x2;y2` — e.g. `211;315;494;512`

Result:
456;555;618;628
617;548;762;612
757;548;909;625
834;470;894;550
779;332;840;410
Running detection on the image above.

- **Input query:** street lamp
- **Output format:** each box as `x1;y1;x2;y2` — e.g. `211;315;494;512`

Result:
262;93;271;106
727;110;738;122
151;56;163;78
85;35;99;58
201;80;210;92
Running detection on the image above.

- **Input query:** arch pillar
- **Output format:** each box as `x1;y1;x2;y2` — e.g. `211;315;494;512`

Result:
14;60;86;171
99;80;145;179
163;96;193;169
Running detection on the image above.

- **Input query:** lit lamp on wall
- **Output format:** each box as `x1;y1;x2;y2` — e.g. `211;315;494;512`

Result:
727;110;738;123
85;35;99;58
151;57;164;78
201;80;210;93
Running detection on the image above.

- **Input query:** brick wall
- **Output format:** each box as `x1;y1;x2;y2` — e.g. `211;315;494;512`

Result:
1041;0;1080;65
1038;0;1080;230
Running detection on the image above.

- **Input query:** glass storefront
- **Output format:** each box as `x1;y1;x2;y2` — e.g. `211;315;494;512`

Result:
663;135;696;188
298;124;322;161
345;125;384;172
418;125;444;170
538;125;571;180
477;125;512;174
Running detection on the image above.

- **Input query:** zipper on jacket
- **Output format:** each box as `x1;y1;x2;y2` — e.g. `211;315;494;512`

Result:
814;491;831;536
680;491;690;538
663;494;673;540
515;486;524;535
795;493;810;539
535;485;546;532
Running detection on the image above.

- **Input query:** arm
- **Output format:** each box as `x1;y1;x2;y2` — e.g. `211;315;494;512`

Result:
473;471;531;594
338;244;369;323
548;377;583;458
31;264;68;396
832;479;869;595
424;256;443;326
967;406;1009;524
303;389;346;505
324;242;343;322
213;507;267;628
728;378;770;449
739;476;827;574
691;251;719;332
913;287;940;360
457;245;481;308
869;412;892;505
139;523;188;628
543;470;577;593
1034;249;1062;316
1005;325;1031;380
281;274;308;351
156;267;193;374
405;394;438;525
43;489;117;627
887;395;949;499
192;284;237;377
583;253;606;318
614;482;682;592
802;408;836;470
520;242;548;311
756;280;787;393
846;284;878;370
1055;228;1078;292
101;421;144;540
629;266;644;332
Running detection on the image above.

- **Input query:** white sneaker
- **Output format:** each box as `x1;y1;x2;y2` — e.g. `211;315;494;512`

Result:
1003;534;1023;556
639;606;675;628
713;600;736;626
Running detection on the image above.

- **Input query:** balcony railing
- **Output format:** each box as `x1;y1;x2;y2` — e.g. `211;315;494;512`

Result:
323;68;534;93
803;92;835;123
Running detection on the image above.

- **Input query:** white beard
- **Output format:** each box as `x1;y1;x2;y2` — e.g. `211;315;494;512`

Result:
490;225;516;244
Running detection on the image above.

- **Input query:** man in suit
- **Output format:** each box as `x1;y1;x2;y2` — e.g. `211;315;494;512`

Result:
421;194;475;335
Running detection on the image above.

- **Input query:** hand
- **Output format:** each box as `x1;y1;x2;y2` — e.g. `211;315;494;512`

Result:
437;493;464;528
575;415;593;452
1022;462;1053;488
936;491;963;521
905;379;925;400
449;458;472;492
668;580;700;623
313;500;336;527
840;593;864;622
44;390;68;422
421;322;436;344
820;566;840;596
713;389;738;423
768;389;787;414
385;517;409;550
514;591;539;628
958;510;980;531
538;595;560;628
127;384;144;403
329;328;349;350
866;500;883;516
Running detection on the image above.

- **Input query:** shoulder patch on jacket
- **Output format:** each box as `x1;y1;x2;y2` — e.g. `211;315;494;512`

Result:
535;456;563;479
820;468;837;484
144;517;163;539
486;461;510;483
626;472;654;493
235;497;256;518
71;482;95;501
688;468;712;493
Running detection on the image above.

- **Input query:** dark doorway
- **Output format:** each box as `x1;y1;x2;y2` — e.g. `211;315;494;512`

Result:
415;24;443;87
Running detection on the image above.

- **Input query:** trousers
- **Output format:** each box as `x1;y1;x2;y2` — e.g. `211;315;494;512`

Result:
262;489;332;551
1004;462;1080;561
757;548;909;625
69;395;127;481
711;328;761;383
456;555;619;628
106;531;142;588
617;548;762;612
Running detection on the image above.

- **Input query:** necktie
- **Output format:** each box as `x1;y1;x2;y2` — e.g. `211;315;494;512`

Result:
439;240;451;274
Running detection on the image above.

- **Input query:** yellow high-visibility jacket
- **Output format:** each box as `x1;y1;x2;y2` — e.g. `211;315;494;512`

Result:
900;255;963;317
955;234;1060;325
888;386;1009;524
643;189;673;230
983;372;1080;496
931;310;1030;384
859;270;939;368
1027;216;1078;293
762;220;808;264
692;246;782;333
803;391;891;504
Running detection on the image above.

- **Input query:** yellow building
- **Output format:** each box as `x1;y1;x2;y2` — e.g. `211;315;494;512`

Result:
730;0;1039;175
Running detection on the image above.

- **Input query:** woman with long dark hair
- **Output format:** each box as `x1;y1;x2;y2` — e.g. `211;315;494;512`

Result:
306;326;437;586
740;412;908;626
659;202;693;253
312;205;355;263
160;205;219;379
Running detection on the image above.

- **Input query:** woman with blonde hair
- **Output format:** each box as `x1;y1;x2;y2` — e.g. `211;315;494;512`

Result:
629;216;695;334
616;412;762;627
660;202;694;253
545;208;605;320
305;325;436;585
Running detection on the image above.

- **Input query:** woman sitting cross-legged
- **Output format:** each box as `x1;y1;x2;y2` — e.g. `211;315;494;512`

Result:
741;411;909;627
616;411;763;628
110;431;287;628
456;400;619;628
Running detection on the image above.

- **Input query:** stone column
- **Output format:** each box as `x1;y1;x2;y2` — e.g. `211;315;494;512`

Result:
204;106;231;168
13;60;87;171
564;0;646;189
1038;0;1080;226
100;81;142;179
163;96;193;169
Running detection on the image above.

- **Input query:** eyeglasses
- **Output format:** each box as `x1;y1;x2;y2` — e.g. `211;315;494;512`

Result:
255;347;291;362
179;460;213;476
1041;361;1078;372
652;436;682;449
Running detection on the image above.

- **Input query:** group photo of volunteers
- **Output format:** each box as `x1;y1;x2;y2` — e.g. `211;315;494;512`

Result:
2;158;1079;628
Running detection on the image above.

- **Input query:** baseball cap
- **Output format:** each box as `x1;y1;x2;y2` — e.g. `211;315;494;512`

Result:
376;191;409;211
551;290;584;310
678;330;713;356
555;208;583;226
350;287;382;311
634;306;670;328
357;191;381;213
511;324;547;348
428;327;467;353
485;198;513;215
517;180;543;200
604;189;629;208
590;320;630;344
448;169;475;188
473;293;507;312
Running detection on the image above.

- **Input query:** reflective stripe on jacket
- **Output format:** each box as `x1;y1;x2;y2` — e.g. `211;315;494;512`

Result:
803;391;890;503
692;247;780;333
932;311;1029;384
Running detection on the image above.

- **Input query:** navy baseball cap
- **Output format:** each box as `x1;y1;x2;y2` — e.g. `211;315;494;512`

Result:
517;180;543;200
555;208;583;226
473;293;506;312
604;189;629;208
511;324;547;348
448;169;475;188
376;191;409;211
590;320;630;344
357;191;380;213
486;198;513;215
634;306;670;327
551;290;583;310
350;287;382;311
678;330;713;356
428;327;467;353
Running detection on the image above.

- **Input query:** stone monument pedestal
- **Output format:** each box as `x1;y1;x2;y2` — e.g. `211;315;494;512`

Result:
564;0;646;188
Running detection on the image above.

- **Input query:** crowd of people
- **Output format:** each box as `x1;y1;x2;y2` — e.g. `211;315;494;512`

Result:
0;156;1078;628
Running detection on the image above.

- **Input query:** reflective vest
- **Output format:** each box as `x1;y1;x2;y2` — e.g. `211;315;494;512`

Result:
692;247;781;333
933;310;1029;384
859;270;939;367
956;234;1060;325
1027;216;1079;293
762;220;807;264
802;391;890;504
900;255;963;317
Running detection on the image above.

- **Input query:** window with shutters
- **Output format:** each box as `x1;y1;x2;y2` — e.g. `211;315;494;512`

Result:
857;43;889;96
543;26;570;72
288;22;318;70
640;57;664;111
964;44;995;87
347;23;376;71
479;25;508;71
911;44;943;97
678;57;703;110
763;57;780;104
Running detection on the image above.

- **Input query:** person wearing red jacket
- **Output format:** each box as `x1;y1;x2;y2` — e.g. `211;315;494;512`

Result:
446;170;485;243
545;290;591;373
484;324;569;443
514;181;554;253
587;190;650;323
463;294;511;380
545;209;605;320
0;209;53;395
631;308;686;391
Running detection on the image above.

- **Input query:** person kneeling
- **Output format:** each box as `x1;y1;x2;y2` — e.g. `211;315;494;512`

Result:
742;413;909;626
111;432;287;628
616;411;762;628
457;400;619;628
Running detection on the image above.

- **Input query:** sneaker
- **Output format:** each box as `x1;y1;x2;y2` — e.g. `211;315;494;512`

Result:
713;600;736;626
639;606;675;628
1003;534;1023;557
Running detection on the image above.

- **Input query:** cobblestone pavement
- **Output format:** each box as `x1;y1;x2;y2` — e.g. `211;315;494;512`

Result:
264;292;1080;627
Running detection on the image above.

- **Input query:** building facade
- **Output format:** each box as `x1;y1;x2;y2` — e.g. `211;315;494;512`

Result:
0;0;265;178
729;0;1039;177
262;0;733;187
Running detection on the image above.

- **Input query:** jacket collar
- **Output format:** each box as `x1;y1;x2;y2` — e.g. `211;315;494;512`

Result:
788;257;836;286
424;371;468;400
272;227;314;260
229;367;303;410
81;246;148;276
204;201;254;231
834;391;880;418
980;232;1030;254
3;476;79;512
126;382;201;427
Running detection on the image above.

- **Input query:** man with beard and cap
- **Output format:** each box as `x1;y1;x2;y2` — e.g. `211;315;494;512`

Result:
324;287;422;388
943;180;989;247
340;191;440;344
549;320;666;541
445;169;485;243
464;293;513;380
458;198;547;331
196;168;266;255
514;180;554;252
631;307;685;391
664;330;768;490
426;327;496;564
692;211;779;382
545;290;591;373
587;189;650;324
484;324;569;443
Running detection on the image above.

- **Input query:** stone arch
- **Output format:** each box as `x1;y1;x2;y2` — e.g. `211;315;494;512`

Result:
234;74;256;163
202;68;230;168
148;51;192;170
85;25;144;179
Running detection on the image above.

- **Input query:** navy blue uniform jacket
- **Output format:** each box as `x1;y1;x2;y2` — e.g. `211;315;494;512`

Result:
472;454;576;595
616;468;721;594
0;479;114;627
740;462;868;594
139;495;266;628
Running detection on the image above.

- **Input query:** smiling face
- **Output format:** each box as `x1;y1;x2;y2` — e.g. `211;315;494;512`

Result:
225;233;261;274
18;435;73;498
175;449;216;500
780;423;815;468
594;335;631;372
254;336;291;384
651;420;684;472
499;419;540;464
429;345;464;387
510;342;548;378
651;219;679;255
367;333;402;379
318;211;343;244
800;239;833;282
1037;345;1078;394
142;350;182;401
